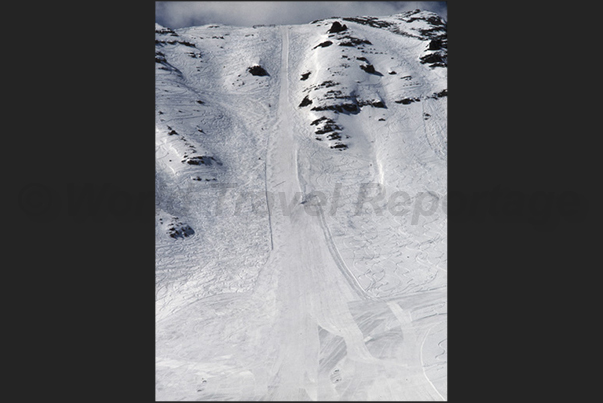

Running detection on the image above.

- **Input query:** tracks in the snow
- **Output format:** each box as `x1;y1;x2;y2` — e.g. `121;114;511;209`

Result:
157;22;447;400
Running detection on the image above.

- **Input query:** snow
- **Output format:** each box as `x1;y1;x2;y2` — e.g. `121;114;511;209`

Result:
156;13;446;401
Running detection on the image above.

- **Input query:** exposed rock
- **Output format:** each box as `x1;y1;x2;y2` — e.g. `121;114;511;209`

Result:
156;39;196;48
419;51;447;67
313;41;333;49
359;64;378;74
338;37;372;47
395;97;421;105
299;95;313;107
327;21;348;33
168;223;194;239
342;16;393;29
155;26;178;36
426;16;446;26
429;89;447;98
428;38;446;50
300;72;311;81
311;103;359;114
248;65;269;76
181;156;218;166
315;123;342;134
304;80;339;93
324;89;346;99
310;116;330;126
417;27;446;39
359;99;386;108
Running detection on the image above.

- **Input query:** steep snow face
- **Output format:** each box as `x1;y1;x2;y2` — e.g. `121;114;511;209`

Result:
156;12;446;401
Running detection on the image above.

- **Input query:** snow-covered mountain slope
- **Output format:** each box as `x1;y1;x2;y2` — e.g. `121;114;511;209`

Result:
156;9;447;401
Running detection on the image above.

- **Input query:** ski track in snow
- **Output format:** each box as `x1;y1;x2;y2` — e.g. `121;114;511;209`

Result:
156;13;447;401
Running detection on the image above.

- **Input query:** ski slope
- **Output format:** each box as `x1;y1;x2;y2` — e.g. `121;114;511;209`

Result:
156;10;447;401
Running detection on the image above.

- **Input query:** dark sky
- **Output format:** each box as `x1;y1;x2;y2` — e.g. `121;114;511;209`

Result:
156;1;447;29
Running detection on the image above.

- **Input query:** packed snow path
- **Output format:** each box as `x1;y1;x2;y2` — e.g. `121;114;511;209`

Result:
156;12;447;401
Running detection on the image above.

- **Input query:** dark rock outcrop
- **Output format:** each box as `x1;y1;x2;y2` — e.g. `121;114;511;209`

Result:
248;65;269;76
315;123;342;134
299;95;313;107
311;116;329;126
338;37;372;47
395;97;421;105
428;89;447;99
311;103;359;114
342;16;393;29
327;21;348;33
359;64;377;74
419;51;447;67
155;39;196;47
428;38;445;50
313;41;333;49
358;99;386;108
168;223;194;239
155;51;166;63
155;26;178;36
181;156;218;165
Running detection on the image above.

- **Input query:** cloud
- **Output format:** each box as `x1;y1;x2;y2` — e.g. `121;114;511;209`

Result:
156;1;446;29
